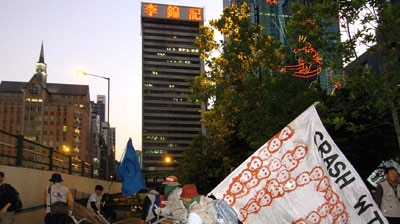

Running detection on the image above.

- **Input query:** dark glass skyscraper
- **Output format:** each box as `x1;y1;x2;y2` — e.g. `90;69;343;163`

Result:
141;3;204;181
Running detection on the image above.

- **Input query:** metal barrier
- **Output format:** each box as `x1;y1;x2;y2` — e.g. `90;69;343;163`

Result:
0;130;93;177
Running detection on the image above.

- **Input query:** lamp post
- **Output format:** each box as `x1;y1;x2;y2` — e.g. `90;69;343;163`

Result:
79;71;111;180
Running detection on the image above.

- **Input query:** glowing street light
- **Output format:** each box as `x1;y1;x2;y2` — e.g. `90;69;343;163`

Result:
164;156;172;164
77;69;111;180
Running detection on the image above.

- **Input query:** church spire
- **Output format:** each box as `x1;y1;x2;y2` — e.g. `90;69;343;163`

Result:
35;42;47;86
38;42;45;64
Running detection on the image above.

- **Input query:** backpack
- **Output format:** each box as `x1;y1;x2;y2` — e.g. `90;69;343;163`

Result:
206;198;238;224
48;186;69;216
0;184;22;212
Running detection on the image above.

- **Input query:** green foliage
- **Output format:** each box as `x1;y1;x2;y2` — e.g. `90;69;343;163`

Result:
178;0;400;190
179;2;321;189
175;134;226;194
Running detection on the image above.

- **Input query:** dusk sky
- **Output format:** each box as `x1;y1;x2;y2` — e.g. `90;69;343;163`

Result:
0;0;223;160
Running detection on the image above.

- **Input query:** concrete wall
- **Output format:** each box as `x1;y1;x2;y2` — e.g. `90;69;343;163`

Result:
0;165;122;209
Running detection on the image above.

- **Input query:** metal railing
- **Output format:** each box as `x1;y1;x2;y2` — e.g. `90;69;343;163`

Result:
0;130;93;178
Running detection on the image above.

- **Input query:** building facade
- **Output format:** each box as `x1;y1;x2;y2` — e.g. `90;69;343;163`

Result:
0;44;91;166
141;2;205;181
91;95;115;179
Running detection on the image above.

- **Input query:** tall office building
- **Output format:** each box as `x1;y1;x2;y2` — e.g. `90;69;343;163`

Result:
141;2;204;181
0;44;91;164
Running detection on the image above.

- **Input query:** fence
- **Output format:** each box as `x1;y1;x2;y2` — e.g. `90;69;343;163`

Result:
0;130;93;177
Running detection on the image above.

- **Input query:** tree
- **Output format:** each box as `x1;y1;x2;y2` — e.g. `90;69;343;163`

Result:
178;0;400;190
178;2;320;189
288;0;400;184
334;0;400;154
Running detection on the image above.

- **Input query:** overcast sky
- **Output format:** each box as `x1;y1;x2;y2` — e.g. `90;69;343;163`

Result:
0;0;223;160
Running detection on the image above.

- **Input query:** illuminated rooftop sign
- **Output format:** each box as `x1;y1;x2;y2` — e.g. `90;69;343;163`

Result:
141;3;203;22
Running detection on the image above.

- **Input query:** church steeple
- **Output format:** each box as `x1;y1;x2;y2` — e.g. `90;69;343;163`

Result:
35;42;47;86
38;42;45;64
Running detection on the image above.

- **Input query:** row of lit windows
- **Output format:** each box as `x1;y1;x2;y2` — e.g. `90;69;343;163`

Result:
144;76;193;83
259;12;291;18
144;149;166;154
144;50;200;59
166;47;199;53
144;143;180;148
166;59;192;64
143;57;197;65
144;135;196;141
25;98;43;102
143;96;187;102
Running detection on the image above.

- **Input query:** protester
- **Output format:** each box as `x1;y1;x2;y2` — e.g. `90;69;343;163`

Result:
374;167;400;224
156;175;187;223
0;171;19;224
86;184;103;214
180;184;216;224
141;185;160;224
44;173;74;224
101;189;116;223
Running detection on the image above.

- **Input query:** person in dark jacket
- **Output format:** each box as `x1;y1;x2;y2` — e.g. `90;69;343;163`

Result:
0;171;19;224
101;189;116;223
141;185;160;224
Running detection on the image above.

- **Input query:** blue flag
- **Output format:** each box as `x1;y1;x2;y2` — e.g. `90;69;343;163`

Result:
117;138;146;196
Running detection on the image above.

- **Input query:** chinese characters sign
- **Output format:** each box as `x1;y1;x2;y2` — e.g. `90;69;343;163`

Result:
142;3;203;22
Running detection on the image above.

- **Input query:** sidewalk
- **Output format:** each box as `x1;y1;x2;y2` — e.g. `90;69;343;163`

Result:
15;208;45;224
114;217;142;224
14;207;141;224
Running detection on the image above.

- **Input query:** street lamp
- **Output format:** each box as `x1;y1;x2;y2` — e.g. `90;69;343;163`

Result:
77;70;111;180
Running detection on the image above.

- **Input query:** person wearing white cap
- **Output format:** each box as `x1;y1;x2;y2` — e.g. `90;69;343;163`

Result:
156;175;187;223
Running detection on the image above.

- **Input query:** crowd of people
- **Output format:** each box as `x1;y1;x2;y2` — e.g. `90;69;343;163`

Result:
4;169;400;224
140;175;236;224
0;171;116;224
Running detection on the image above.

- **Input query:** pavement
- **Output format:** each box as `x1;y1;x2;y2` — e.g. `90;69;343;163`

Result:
14;207;142;224
114;217;143;224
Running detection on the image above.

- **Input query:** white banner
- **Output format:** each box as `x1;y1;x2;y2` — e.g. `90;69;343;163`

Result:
211;103;387;224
